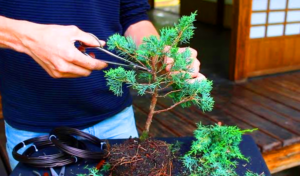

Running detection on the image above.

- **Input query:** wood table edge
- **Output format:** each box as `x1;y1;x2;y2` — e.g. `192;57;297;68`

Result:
263;142;300;174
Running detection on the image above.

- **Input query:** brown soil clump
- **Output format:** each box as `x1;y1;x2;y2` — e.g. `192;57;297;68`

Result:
108;138;173;176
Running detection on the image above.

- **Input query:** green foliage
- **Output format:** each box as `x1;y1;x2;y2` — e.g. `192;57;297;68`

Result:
160;27;177;46
140;35;164;58
140;131;149;141
138;72;152;82
101;163;111;172
175;12;197;44
104;67;158;96
168;47;193;72
107;34;137;61
168;140;183;155
77;163;111;176
77;166;102;176
170;74;214;111
182;123;257;176
104;67;136;96
105;12;214;112
245;171;265;176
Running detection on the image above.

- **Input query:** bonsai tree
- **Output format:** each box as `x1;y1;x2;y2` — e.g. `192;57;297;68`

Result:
105;12;214;139
82;12;262;176
101;12;215;175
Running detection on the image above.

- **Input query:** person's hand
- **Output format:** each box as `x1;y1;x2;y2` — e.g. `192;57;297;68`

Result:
20;24;108;78
164;46;206;83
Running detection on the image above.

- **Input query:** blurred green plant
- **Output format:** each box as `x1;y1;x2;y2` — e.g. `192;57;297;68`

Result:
77;166;102;176
245;170;265;176
76;163;111;176
182;123;258;176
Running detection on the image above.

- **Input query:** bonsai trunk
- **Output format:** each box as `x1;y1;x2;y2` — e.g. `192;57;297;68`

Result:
145;88;157;133
143;56;158;136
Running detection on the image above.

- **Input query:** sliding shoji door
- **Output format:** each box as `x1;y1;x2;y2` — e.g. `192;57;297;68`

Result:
230;0;300;81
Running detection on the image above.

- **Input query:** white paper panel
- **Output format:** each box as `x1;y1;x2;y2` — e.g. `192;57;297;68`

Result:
270;0;287;10
287;11;300;22
252;0;268;11
267;25;284;37
269;12;286;23
288;0;300;9
250;26;266;38
285;23;300;35
251;13;267;25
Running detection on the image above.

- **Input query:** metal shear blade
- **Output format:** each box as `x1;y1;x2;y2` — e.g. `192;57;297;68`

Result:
50;166;65;176
83;53;149;72
80;33;151;73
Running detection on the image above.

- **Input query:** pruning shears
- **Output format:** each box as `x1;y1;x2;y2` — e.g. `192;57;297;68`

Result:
50;166;65;176
78;33;151;73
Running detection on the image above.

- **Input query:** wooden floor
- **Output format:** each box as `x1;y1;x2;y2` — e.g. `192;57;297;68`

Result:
133;71;300;153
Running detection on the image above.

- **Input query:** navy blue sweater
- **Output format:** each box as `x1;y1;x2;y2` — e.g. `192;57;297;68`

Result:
0;0;150;132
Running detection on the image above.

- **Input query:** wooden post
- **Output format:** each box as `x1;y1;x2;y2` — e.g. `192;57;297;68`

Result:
229;0;252;81
148;0;155;9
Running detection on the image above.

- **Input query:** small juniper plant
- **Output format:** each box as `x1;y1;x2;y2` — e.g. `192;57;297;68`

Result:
104;12;214;139
245;171;265;176
76;163;111;176
182;123;257;176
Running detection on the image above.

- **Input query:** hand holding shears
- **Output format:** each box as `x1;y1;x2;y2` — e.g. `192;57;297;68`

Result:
78;33;151;73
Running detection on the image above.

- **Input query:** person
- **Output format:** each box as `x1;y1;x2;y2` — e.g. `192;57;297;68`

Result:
0;0;205;170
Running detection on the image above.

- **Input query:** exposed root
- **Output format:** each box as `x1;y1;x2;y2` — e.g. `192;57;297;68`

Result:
108;138;172;176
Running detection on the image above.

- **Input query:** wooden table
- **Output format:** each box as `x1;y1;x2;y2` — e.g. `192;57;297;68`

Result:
10;136;270;176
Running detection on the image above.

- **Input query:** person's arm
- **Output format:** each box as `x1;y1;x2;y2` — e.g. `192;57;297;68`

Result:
0;16;107;78
124;20;158;46
0;16;26;51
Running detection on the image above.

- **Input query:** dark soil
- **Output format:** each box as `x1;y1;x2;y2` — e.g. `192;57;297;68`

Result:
108;138;174;176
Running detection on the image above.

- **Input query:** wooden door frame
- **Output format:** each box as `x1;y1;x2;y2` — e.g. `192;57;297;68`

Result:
229;0;252;81
148;0;155;9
